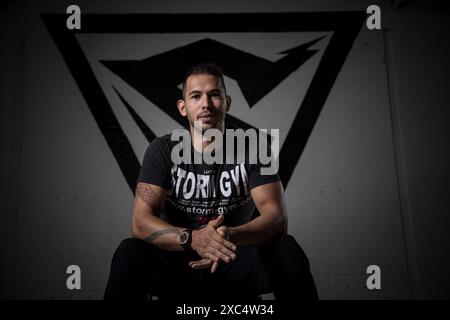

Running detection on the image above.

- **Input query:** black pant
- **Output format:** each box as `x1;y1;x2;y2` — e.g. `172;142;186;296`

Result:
104;234;318;301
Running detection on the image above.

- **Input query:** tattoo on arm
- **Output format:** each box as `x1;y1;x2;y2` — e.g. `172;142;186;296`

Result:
136;182;155;206
136;182;166;214
136;183;174;244
144;229;181;243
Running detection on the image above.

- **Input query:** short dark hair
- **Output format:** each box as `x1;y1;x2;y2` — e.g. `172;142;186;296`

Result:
181;63;226;98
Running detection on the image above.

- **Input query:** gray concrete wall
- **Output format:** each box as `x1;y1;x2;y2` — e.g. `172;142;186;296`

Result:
385;5;450;299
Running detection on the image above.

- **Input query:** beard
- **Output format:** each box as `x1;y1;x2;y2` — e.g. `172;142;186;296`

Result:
188;111;225;132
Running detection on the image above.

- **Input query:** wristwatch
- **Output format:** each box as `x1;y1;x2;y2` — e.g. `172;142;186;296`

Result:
179;229;193;251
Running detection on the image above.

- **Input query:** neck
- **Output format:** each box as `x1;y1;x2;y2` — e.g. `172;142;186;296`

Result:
190;122;224;152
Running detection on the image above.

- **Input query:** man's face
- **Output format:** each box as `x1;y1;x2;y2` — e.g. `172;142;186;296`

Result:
177;74;231;132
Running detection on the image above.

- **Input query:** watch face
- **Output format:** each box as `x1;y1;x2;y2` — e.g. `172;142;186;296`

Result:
180;231;189;244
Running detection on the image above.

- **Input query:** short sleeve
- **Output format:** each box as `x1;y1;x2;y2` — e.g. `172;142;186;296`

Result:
137;137;172;190
248;163;280;190
247;132;280;190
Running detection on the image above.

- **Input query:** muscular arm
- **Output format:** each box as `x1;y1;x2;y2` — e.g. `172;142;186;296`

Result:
225;181;288;246
132;182;237;264
132;182;185;251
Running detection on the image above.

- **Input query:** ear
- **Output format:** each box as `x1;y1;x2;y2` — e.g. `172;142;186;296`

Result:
225;95;232;112
177;99;187;117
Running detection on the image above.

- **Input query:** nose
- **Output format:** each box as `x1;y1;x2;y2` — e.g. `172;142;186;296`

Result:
200;94;210;109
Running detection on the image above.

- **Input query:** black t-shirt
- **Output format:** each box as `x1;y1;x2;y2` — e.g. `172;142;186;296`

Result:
137;133;279;229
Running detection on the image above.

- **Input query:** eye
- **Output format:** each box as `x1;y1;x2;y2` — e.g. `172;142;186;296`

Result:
191;95;200;100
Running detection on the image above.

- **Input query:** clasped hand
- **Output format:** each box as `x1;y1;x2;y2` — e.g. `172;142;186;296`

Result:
188;215;235;273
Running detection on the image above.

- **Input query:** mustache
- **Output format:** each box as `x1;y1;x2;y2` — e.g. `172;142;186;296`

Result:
197;110;217;118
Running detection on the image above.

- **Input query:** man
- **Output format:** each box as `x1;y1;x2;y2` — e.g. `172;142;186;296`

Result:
104;63;318;301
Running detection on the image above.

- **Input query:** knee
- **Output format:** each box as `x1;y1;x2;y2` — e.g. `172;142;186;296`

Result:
113;238;149;260
117;237;145;250
278;234;299;249
276;234;311;269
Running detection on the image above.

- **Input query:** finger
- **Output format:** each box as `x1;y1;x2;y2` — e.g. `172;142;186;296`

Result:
217;226;227;232
206;250;231;264
211;261;219;273
216;226;227;238
217;226;226;234
188;259;205;267
191;263;211;269
205;252;221;263
216;245;237;260
208;248;232;264
190;258;209;264
213;234;237;251
210;239;236;259
189;258;212;268
191;261;213;269
208;215;224;228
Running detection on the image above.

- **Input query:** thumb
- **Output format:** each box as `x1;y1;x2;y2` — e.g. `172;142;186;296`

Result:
209;215;224;228
217;226;228;233
217;226;227;237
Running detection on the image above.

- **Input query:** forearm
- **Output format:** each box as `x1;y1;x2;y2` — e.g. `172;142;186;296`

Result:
227;211;287;246
132;213;185;251
133;182;186;251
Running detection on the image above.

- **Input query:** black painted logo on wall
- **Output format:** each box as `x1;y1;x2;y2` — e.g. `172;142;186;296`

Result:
42;12;365;192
